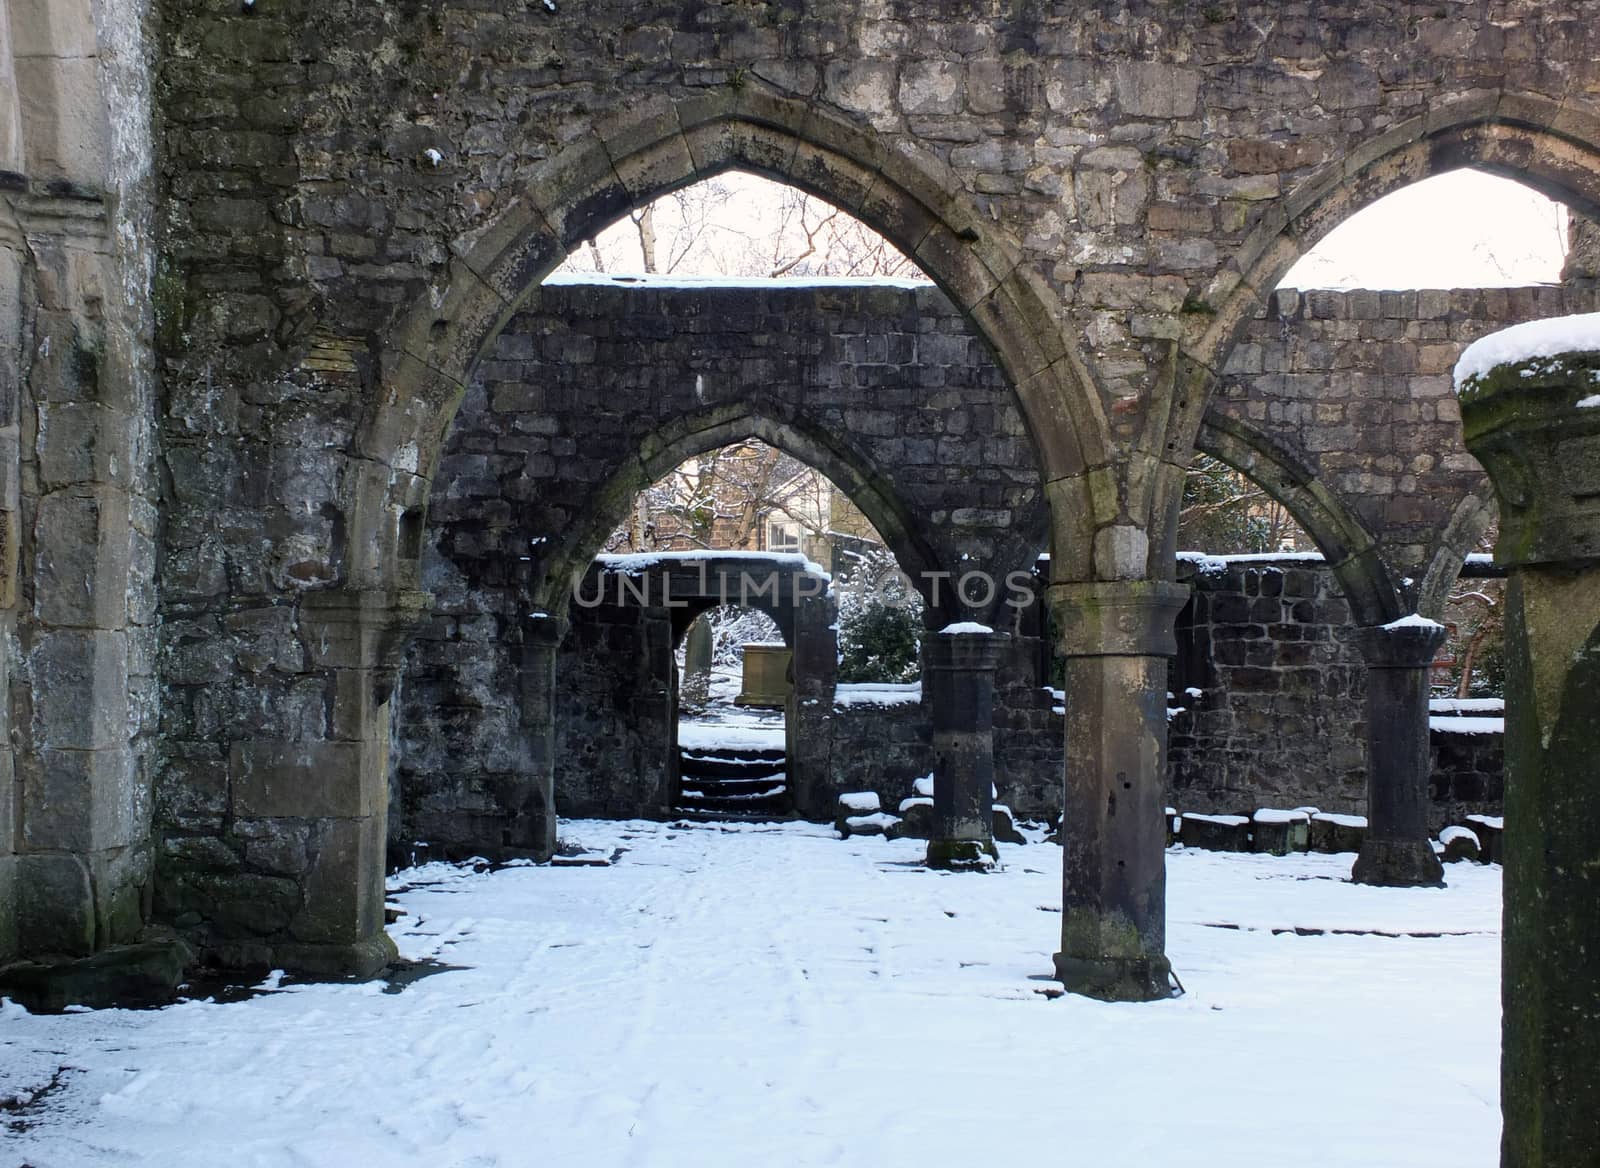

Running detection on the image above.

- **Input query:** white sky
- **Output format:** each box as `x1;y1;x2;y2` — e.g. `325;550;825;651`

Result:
559;167;1571;291
1281;168;1569;289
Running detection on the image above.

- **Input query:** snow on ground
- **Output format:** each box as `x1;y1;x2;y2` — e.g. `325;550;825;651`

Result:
1;823;1502;1168
677;703;785;751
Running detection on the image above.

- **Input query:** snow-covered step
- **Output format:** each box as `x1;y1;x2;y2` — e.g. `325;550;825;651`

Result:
676;745;792;819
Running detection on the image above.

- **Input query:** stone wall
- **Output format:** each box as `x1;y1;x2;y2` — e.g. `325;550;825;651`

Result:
449;277;1046;625
827;697;934;820
1169;554;1505;828
2;0;1590;983
1212;284;1600;586
1430;725;1505;829
1169;554;1367;815
553;603;674;823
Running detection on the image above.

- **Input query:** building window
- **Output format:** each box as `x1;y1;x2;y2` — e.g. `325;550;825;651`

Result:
767;519;801;554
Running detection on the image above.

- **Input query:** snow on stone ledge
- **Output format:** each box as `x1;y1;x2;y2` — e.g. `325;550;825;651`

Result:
938;621;994;635
595;549;831;580
1253;809;1311;825
834;682;921;708
1177;551;1326;574
543;271;933;292
1381;613;1445;631
844;812;900;831
838;791;881;813
1453;311;1600;389
1430;697;1504;715
1429;715;1505;736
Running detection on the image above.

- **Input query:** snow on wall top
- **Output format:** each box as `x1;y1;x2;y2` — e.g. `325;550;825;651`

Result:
595;550;831;580
1430;697;1505;715
938;621;995;635
1429;715;1505;736
1381;613;1445;631
543;272;934;292
1453;312;1600;389
1177;551;1326;574
834;682;921;708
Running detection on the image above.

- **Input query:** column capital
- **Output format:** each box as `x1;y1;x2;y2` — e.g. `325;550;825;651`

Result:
1352;619;1448;670
922;628;1009;671
522;609;567;649
1458;337;1600;568
299;586;431;672
1048;580;1190;657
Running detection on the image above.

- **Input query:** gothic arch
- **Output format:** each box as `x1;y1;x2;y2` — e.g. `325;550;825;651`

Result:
1147;93;1600;616
349;85;1106;590
531;401;947;622
1195;93;1600;392
1195;411;1400;627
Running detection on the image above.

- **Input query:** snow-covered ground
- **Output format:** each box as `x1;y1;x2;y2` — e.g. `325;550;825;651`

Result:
1;823;1502;1167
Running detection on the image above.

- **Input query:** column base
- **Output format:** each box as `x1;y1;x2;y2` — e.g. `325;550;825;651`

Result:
1351;838;1445;888
273;932;398;980
925;838;998;870
1053;952;1176;1003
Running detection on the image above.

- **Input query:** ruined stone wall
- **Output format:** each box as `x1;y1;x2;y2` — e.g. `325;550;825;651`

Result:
1430;726;1504;829
1170;554;1505;827
390;601;523;862
552;604;675;823
1169;555;1367;815
132;0;1600;974
453;278;1046;622
1215;284;1600;582
827;696;931;816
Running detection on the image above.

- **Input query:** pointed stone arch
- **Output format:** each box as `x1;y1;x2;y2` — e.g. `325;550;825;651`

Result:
1195;412;1402;627
347;84;1104;591
1137;92;1600;615
530;401;949;624
1194;93;1600;392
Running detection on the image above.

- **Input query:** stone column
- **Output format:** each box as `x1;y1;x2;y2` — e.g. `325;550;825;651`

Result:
514;612;564;858
291;587;428;977
1049;581;1189;1002
923;629;1008;869
1349;621;1447;887
681;615;712;713
1458;334;1600;1168
785;586;837;818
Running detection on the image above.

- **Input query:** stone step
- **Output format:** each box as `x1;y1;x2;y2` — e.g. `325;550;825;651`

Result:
679;773;789;798
669;808;797;825
679;754;787;781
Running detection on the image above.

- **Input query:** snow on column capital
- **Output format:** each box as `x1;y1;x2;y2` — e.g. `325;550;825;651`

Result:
1454;312;1600;568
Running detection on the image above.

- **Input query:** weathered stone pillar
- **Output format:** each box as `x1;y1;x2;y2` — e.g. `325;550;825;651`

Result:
785;587;837;818
1049;581;1189;1001
1458;329;1600;1168
681;615;712;713
290;587;428;976
515;613;565;858
923;628;1008;869
1349;620;1448;887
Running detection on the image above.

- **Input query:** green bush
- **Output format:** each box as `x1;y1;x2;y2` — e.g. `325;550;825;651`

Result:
838;599;921;683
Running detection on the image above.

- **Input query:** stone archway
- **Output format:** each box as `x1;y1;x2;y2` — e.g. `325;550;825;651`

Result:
1197;97;1600;401
344;86;1105;593
536;407;945;623
1196;413;1400;626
